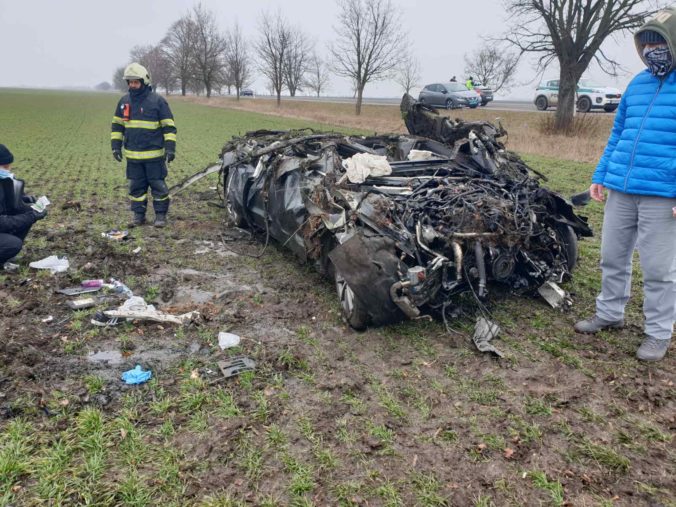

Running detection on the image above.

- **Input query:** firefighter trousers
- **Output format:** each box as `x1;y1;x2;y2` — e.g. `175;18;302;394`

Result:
126;159;170;215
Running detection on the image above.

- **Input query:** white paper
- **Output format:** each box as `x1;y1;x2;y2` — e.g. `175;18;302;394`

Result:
218;332;241;349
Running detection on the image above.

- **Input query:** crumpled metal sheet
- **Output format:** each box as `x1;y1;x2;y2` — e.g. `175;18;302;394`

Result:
216;98;594;355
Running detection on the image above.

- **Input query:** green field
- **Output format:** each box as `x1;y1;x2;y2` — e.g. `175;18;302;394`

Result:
0;89;673;507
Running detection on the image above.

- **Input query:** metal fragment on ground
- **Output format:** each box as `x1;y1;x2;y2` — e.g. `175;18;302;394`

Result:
538;281;570;309
218;356;256;378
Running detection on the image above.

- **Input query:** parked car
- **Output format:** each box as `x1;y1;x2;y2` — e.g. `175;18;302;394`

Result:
241;89;254;97
472;82;494;106
219;95;591;346
534;79;621;113
419;82;481;109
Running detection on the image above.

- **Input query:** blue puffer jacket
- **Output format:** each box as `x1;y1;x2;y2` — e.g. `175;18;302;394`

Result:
592;69;676;198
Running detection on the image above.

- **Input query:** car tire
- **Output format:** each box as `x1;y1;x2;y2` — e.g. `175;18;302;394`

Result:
469;103;479;109
334;268;369;331
445;99;454;110
556;225;578;272
603;104;618;113
225;170;245;227
535;95;548;111
576;96;592;113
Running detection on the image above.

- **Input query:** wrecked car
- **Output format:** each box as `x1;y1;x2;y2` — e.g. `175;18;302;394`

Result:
216;94;592;333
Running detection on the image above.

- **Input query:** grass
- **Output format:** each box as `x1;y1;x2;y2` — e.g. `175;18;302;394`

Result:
0;89;674;506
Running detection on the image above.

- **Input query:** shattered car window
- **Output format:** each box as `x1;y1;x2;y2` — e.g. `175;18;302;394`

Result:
217;94;592;353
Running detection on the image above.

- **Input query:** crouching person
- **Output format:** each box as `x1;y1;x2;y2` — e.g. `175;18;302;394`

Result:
0;144;47;268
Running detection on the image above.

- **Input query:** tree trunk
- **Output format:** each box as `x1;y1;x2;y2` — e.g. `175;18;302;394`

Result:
355;86;364;115
276;90;281;107
181;81;186;96
554;68;581;132
206;85;212;98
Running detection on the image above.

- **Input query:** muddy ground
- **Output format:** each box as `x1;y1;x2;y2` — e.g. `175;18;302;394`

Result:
0;191;674;506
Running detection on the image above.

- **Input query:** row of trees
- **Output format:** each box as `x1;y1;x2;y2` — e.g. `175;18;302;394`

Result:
113;0;660;129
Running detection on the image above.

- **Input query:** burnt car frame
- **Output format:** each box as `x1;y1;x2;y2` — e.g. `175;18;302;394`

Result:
219;95;592;331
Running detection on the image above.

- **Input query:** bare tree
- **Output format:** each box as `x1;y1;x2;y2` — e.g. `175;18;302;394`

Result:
304;54;331;97
163;15;198;96
225;22;253;99
330;0;406;115
112;66;126;92
504;0;657;131
256;11;293;106
394;52;421;95
464;44;518;94
191;3;228;98
284;30;312;96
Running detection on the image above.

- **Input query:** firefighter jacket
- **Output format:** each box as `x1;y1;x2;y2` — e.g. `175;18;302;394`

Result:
111;85;176;161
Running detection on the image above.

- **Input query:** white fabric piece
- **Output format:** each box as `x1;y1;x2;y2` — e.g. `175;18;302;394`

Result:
218;332;241;349
407;150;439;161
343;153;392;183
29;255;69;273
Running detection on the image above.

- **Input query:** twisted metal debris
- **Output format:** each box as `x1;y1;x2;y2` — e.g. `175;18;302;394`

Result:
211;94;592;351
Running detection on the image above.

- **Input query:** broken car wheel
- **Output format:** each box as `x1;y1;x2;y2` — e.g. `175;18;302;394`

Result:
335;269;369;331
557;224;578;272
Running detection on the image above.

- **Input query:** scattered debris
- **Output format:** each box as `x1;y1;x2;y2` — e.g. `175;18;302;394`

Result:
218;331;241;349
109;278;133;298
2;262;19;271
56;286;101;296
103;296;198;325
132;247;142;254
81;279;104;288
29;255;69;274
343;153;392;183
91;311;120;327
121;365;152;385
472;317;503;357
538;281;570;309
217;356;256;379
101;229;129;241
41;315;54;323
61;200;82;211
66;298;96;310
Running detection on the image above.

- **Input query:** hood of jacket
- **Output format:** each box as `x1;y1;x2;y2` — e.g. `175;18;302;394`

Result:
635;7;676;72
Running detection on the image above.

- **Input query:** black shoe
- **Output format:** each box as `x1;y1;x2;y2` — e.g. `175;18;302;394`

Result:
154;213;168;227
128;213;146;228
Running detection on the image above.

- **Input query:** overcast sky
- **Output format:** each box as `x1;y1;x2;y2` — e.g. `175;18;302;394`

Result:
0;0;648;99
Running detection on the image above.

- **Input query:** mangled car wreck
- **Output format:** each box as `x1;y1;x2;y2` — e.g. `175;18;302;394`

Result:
216;95;592;349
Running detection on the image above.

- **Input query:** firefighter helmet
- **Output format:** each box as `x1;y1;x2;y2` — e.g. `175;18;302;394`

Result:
123;63;151;85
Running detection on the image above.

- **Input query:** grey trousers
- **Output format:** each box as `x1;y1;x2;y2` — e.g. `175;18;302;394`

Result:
596;190;676;340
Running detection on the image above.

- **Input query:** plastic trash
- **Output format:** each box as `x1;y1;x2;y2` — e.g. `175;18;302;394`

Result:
81;279;104;288
2;262;19;271
101;229;129;241
109;278;133;298
218;332;241;349
29;255;69;274
121;365;152;385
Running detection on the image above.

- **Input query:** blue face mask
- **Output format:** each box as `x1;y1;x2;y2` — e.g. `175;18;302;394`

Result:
643;45;672;76
0;168;14;179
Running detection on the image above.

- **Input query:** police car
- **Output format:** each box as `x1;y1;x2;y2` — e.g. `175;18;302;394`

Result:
534;79;622;113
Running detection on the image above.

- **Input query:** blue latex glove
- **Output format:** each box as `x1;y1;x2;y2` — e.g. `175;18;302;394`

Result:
121;365;152;385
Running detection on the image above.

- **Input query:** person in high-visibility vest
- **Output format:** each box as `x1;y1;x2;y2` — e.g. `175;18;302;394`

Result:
111;63;177;227
465;76;475;90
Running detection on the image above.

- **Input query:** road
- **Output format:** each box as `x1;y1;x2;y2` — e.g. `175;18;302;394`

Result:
251;94;536;111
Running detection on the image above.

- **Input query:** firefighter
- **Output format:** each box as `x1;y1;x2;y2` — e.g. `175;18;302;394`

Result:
111;63;177;227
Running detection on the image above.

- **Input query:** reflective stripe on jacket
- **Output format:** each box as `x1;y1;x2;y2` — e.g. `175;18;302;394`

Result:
110;86;177;161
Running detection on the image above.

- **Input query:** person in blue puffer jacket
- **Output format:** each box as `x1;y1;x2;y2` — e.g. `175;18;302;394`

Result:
574;9;676;361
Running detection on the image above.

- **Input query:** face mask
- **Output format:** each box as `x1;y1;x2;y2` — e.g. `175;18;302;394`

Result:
643;45;672;76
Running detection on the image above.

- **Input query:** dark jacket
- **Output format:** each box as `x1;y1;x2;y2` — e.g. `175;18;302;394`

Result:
0;177;37;235
111;85;177;161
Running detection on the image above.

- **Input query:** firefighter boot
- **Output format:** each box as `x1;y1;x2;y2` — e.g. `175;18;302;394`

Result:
154;213;168;228
128;213;146;228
